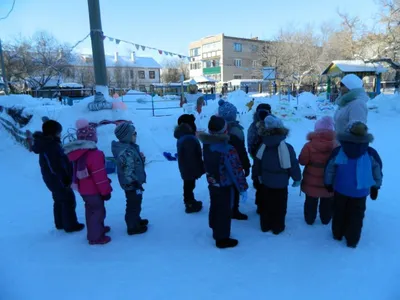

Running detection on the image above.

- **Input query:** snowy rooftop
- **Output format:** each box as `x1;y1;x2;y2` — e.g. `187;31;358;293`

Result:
72;54;161;69
322;60;387;76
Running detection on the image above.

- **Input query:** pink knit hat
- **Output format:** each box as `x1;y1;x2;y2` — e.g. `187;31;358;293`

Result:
315;116;334;132
76;118;98;142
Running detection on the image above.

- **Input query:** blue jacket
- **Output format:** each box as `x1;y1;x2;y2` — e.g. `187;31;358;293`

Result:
198;132;248;192
174;123;205;181
251;123;301;189
32;131;73;193
325;132;383;198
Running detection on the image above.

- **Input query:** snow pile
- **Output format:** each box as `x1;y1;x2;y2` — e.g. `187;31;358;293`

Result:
368;93;400;115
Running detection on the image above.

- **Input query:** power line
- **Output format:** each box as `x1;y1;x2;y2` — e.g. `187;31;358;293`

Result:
0;0;16;21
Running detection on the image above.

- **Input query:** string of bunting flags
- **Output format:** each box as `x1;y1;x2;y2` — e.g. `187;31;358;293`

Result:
102;33;190;60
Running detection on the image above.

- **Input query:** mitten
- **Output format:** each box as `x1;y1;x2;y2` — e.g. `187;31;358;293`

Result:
244;168;250;177
370;187;379;200
102;194;111;201
325;185;334;193
240;191;248;203
292;181;301;187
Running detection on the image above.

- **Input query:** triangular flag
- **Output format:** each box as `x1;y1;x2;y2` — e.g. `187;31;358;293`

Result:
178;55;182;58
109;37;114;42
141;46;146;51
169;52;173;56
135;44;140;50
116;39;120;45
158;50;163;55
164;51;169;56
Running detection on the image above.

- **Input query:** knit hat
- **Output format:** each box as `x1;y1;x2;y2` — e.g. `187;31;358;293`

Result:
76;118;98;143
264;115;284;129
115;122;136;143
341;74;363;90
315;116;335;132
218;100;238;122
178;114;197;132
208;115;227;134
347;121;369;136
256;103;272;121
42;120;62;137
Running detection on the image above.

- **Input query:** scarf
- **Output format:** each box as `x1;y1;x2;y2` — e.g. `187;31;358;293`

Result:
256;141;291;169
71;152;90;191
335;148;375;190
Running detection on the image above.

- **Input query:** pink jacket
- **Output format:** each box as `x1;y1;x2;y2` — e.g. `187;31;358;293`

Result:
299;131;337;198
64;140;112;196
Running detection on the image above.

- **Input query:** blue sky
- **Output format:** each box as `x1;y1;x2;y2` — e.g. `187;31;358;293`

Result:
0;0;380;60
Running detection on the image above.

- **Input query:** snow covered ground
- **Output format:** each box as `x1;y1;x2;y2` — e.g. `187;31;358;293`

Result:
1;92;400;300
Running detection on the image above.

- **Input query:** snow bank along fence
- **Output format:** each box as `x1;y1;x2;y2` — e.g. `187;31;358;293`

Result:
0;106;33;151
0;106;126;174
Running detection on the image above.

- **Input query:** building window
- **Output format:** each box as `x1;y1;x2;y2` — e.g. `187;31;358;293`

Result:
139;85;146;92
204;60;220;68
190;47;200;57
252;60;258;68
234;43;242;52
234;59;242;67
138;71;145;79
233;74;242;79
130;70;134;79
149;71;155;79
251;45;259;53
251;76;257;79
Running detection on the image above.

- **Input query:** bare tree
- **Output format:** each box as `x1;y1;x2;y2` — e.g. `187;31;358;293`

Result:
3;31;72;89
161;58;189;83
259;25;322;92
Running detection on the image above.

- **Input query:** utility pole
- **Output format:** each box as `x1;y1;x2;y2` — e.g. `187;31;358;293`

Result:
87;0;112;110
0;39;9;94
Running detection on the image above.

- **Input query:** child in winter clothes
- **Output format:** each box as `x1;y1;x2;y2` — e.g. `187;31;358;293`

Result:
247;103;272;214
63;119;113;245
253;115;301;235
218;100;251;220
112;122;148;235
198;116;248;249
174;114;205;213
299;116;337;225
32;119;84;233
325;122;382;248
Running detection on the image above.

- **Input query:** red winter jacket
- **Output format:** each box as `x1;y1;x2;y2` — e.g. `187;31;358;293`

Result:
64;140;112;196
298;131;337;198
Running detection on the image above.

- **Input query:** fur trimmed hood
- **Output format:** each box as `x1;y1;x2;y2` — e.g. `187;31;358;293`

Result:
63;140;97;157
198;132;230;144
336;88;369;107
174;123;194;140
31;131;61;154
307;131;337;152
337;131;374;144
307;130;336;142
256;121;289;137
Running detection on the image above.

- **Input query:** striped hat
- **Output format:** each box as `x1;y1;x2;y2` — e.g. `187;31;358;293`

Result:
115;122;136;143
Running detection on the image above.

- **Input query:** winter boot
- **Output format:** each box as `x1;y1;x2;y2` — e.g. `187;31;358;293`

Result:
216;238;239;249
232;210;248;221
140;219;149;226
333;234;343;241
65;223;85;233
185;200;203;214
127;225;148;235
89;235;111;245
